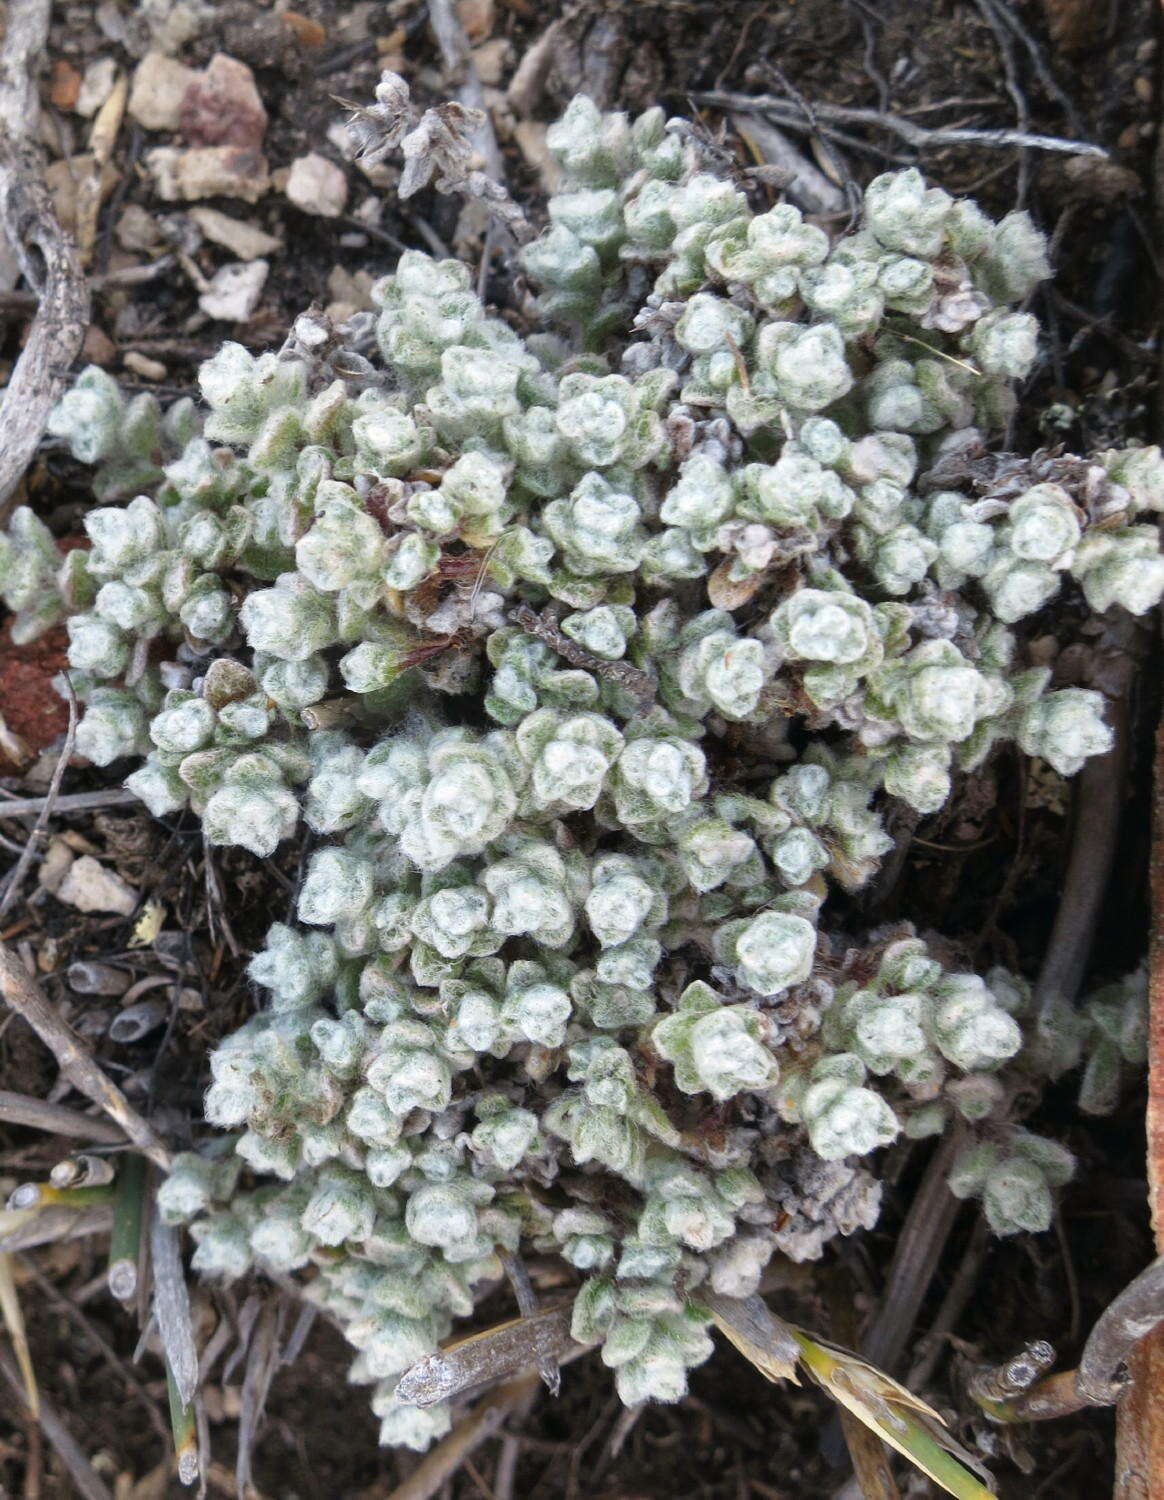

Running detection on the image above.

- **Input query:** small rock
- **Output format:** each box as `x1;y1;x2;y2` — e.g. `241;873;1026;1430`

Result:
49;59;82;111
326;119;357;159
115;203;165;252
188;205;282;260
128;51;199;131
285;153;348;217
332;1;375;43
376;25;408;58
484;86;514;142
56;856;137;916
38;110;75;159
513;120;561;194
147;145;269;203
37;838;75;895
472;38;511;87
95;0;129;44
123;351;168;381
138;0;212;57
375;47;407;75
180;53;267;150
76;57;118;117
198;259;269;321
81;324;118;365
457;0;494;43
45;154;93;233
281;11;327;47
325;265;377;323
1042;154;1142;207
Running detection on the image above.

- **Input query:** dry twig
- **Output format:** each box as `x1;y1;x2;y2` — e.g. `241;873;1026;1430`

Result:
0;0;90;513
0;1204;113;1252
731;114;847;218
427;0;504;183
509;604;656;706
0;1089;128;1144
972;0;1032;203
0;942;170;1169
691;89;1106;159
1033;620;1139;1044
0;787;140;820
971;1258;1164;1425
237;1297;285;1495
861;1134;962;1375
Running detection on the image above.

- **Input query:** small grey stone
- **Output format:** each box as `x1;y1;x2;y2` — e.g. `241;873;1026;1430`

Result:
56;856;138;916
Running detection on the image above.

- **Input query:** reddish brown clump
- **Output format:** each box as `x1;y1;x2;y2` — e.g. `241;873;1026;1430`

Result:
179;54;268;151
0;621;70;762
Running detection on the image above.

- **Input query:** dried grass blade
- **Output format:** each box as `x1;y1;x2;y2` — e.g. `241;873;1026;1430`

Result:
790;1329;995;1500
704;1291;800;1384
0;1250;37;1416
149;1211;199;1408
237;1297;284;1495
280;1302;317;1368
395;1303;579;1408
0;1203;113;1252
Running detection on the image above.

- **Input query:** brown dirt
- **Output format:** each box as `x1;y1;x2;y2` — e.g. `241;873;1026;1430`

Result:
0;621;70;761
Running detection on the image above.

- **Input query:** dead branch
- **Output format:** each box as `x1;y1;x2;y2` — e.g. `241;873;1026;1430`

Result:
1079;1255;1164;1404
19;1255;170;1443
509;604;656;706
0;0;90;514
971;1256;1164;1423
237;1298;285;1495
972;0;1033;202
0;1204;113;1252
859;1133;961;1375
396;1304;578;1409
691;89;1108;159
0;943;170;1170
0;1089;128;1144
1148;717;1164;1253
731;114;847;218
1033;618;1139;1047
427;0;504;182
0;788;140;819
507;14;577;118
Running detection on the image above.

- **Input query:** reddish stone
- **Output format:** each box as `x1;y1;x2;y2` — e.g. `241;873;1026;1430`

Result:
179;54;267;152
49;59;82;111
281;11;327;47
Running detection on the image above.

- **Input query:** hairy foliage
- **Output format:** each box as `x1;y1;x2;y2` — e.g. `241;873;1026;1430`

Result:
4;82;1160;1446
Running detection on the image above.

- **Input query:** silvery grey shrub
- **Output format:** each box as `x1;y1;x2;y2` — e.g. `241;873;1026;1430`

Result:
4;79;1161;1446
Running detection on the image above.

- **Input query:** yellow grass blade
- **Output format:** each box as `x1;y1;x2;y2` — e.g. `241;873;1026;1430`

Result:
790;1329;996;1500
0;1250;38;1417
704;1291;800;1385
